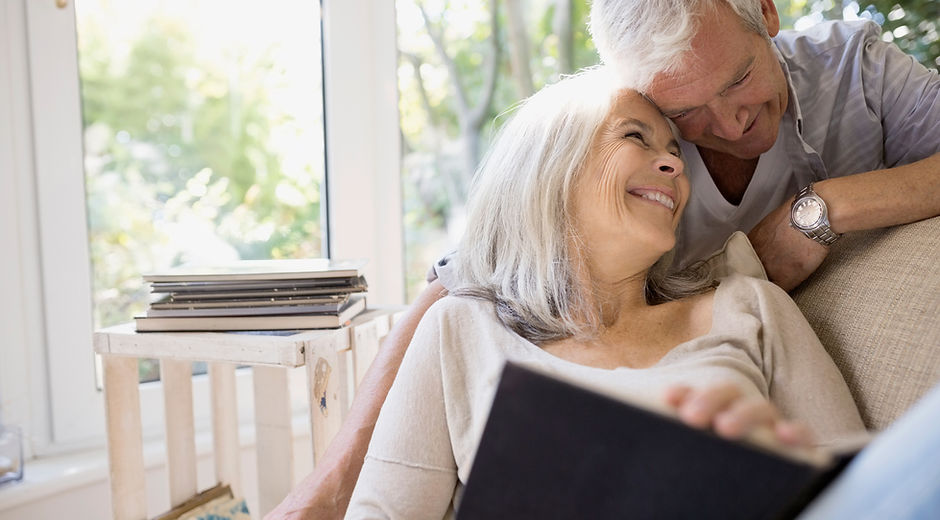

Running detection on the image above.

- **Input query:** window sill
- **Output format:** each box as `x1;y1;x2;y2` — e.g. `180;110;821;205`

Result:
0;415;314;516
0;446;109;512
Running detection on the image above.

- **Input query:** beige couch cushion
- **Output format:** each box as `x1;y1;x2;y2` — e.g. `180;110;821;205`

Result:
791;216;940;431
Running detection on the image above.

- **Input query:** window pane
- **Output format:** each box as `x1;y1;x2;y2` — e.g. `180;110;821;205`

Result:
396;0;598;301
75;0;325;382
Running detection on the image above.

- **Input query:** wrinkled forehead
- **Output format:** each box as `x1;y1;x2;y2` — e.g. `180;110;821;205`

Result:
643;24;765;113
605;89;677;136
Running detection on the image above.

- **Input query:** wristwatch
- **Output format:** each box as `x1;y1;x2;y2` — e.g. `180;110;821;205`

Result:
789;183;841;246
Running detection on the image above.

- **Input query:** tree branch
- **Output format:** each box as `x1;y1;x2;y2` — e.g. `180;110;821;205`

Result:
553;0;573;74
468;0;501;130
506;0;535;98
402;51;439;128
417;2;470;116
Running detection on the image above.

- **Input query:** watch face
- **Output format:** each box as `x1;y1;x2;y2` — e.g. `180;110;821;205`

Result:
793;198;823;228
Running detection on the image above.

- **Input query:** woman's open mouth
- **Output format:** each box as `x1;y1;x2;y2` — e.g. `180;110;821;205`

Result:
628;189;676;212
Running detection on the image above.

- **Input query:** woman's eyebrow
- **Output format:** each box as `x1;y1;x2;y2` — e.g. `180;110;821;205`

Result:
615;117;652;133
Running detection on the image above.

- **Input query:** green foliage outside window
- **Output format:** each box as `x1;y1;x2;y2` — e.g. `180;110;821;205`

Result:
779;1;938;70
77;3;324;382
79;9;324;332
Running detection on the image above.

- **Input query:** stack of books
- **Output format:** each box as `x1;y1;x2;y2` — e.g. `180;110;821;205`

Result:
134;259;368;332
153;484;249;520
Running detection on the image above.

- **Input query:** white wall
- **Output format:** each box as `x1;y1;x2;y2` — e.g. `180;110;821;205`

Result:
0;0;52;454
322;0;404;306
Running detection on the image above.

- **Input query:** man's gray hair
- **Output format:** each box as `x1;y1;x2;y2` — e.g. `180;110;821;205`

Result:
455;66;713;343
589;0;769;91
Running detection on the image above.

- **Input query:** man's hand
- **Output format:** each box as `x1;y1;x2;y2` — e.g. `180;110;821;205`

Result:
748;199;829;291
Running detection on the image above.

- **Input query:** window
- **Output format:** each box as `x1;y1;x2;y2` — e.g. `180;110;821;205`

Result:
74;0;327;383
13;0;401;452
395;0;598;300
6;0;933;458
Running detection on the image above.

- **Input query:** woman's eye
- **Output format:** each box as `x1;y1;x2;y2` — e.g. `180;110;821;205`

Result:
733;71;751;86
625;131;646;143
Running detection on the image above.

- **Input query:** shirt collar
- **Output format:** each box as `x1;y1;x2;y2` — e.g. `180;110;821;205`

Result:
772;43;804;136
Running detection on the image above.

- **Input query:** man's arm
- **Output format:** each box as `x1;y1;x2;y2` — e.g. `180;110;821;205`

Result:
749;152;940;290
264;279;448;520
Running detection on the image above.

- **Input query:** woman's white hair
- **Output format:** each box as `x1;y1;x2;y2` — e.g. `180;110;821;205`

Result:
455;66;713;343
588;0;769;91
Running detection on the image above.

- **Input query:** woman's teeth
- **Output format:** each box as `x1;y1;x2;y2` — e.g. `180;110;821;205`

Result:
639;191;675;211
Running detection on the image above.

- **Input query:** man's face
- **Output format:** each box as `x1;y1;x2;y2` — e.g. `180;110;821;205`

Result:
645;0;788;160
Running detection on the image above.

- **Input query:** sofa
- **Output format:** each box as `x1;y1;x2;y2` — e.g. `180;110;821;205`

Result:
790;215;940;431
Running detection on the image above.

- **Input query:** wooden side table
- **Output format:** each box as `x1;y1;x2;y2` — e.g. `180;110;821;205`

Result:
93;307;404;520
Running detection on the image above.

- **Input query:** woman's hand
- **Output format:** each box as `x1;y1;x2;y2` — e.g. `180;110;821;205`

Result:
664;383;815;450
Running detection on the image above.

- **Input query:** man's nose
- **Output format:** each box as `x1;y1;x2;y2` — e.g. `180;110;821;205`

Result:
708;99;749;141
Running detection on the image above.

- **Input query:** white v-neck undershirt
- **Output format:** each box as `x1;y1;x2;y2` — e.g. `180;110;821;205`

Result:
673;129;800;269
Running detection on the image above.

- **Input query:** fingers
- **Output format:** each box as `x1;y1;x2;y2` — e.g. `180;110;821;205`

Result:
663;383;816;450
663;385;692;408
674;382;742;429
713;396;778;439
775;420;815;447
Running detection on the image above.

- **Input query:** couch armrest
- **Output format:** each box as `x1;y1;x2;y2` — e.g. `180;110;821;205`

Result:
790;216;940;431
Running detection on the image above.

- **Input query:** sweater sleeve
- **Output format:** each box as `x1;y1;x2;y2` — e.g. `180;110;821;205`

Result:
346;302;458;519
749;278;868;448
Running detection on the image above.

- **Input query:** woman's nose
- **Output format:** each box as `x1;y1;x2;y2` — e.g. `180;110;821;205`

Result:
655;154;683;178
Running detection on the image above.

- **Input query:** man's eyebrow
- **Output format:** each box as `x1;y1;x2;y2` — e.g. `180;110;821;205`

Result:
719;56;756;92
655;56;757;117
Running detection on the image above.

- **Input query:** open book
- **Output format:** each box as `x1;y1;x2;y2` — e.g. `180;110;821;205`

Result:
458;363;861;520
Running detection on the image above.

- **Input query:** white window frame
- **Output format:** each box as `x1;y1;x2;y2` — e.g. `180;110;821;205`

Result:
2;0;402;455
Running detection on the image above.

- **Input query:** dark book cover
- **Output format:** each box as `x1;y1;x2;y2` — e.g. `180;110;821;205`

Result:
458;362;855;520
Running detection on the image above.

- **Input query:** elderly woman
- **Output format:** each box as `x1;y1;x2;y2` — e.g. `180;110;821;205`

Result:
345;67;867;518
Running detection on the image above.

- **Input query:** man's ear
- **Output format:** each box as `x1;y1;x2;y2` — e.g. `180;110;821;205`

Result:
759;0;780;37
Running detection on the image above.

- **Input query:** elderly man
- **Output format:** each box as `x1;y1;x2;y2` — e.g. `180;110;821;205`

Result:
591;0;939;289
267;1;939;518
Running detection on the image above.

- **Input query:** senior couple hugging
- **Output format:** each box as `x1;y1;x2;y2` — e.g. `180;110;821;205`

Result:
268;1;940;518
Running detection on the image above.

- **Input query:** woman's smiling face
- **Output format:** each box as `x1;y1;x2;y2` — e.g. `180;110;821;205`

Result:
571;89;689;275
